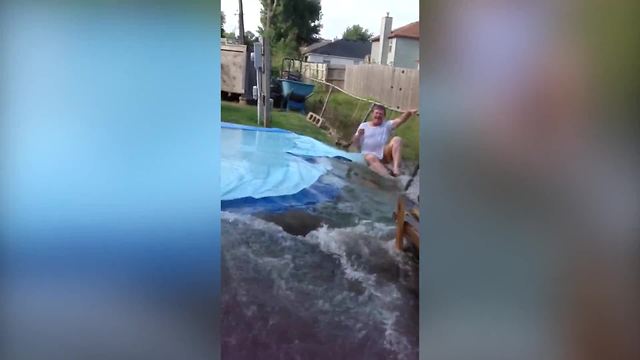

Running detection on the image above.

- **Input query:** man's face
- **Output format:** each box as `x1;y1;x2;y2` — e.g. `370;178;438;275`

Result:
372;109;385;125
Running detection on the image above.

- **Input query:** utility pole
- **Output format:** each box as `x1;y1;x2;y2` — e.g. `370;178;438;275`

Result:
255;39;263;125
262;0;276;127
237;0;245;44
238;0;252;104
252;36;263;125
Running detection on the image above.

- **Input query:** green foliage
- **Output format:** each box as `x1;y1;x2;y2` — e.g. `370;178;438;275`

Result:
245;30;257;44
394;114;419;162
342;25;373;41
256;1;322;76
223;32;237;42
258;0;322;46
271;34;300;75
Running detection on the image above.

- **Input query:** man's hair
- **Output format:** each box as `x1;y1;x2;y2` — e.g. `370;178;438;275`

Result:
372;104;386;114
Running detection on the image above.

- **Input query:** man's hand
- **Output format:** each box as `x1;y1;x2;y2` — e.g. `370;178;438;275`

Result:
351;127;365;149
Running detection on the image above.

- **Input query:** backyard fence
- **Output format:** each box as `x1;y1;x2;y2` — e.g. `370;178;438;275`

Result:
343;64;419;111
301;63;346;88
301;62;419;111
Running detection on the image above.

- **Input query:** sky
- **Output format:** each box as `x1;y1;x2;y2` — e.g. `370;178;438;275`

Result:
221;0;419;41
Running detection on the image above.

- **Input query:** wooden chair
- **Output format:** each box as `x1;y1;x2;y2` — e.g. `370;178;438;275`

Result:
393;194;420;251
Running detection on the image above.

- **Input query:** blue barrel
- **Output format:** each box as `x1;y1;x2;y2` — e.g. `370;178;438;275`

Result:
280;79;314;112
280;79;315;98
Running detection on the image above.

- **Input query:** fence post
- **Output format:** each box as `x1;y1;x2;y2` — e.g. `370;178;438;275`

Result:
319;86;333;118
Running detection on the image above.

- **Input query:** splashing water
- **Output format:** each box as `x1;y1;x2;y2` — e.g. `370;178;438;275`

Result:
221;158;418;359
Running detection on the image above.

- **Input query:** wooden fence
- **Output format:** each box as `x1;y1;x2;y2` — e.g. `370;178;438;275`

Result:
301;63;346;88
302;62;419;111
344;64;419;111
301;62;325;81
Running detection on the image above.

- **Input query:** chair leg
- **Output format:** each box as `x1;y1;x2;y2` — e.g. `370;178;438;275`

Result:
395;197;405;250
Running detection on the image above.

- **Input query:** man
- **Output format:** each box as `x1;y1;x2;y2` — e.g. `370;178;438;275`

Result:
351;104;417;178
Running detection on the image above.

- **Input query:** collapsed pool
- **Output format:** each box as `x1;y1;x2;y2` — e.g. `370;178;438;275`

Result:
221;123;419;359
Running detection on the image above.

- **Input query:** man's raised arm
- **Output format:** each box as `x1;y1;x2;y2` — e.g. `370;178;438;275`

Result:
391;109;418;129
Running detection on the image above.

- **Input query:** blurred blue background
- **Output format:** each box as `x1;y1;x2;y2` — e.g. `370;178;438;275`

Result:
1;1;221;359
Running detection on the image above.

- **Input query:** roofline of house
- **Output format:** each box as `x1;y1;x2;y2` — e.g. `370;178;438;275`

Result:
299;39;333;54
370;21;420;41
370;34;419;41
301;42;371;56
304;53;369;61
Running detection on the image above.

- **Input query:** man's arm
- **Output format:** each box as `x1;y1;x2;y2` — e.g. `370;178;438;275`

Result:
390;109;418;129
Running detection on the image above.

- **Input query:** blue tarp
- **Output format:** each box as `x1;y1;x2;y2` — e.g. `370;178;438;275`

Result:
221;177;342;214
221;122;363;210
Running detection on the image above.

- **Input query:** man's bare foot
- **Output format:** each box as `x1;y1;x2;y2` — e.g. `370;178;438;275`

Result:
386;167;400;178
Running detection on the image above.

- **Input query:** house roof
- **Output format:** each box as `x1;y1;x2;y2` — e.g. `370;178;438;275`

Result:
371;21;419;41
300;39;332;54
301;39;371;59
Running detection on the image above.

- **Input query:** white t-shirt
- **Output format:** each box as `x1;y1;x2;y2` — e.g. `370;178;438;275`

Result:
355;120;394;159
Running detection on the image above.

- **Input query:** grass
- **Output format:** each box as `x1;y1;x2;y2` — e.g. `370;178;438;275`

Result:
222;96;419;162
393;114;419;162
221;101;331;144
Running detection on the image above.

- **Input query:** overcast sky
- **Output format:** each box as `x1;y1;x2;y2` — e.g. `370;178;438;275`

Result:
221;0;419;40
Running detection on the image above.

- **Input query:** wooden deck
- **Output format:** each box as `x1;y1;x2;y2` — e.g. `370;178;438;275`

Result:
393;194;420;251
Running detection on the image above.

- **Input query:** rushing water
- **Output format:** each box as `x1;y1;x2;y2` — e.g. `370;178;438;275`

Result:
222;158;419;359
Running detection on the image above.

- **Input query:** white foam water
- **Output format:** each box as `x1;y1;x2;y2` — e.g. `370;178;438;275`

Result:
221;212;418;359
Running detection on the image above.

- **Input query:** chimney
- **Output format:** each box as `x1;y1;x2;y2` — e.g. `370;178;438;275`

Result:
377;12;392;65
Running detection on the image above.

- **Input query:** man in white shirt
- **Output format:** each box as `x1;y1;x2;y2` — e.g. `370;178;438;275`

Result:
352;104;418;178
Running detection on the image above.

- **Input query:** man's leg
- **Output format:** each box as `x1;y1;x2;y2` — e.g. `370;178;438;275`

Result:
383;136;403;175
364;154;392;178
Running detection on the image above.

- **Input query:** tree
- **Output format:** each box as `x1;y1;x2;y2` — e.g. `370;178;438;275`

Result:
221;11;226;37
258;0;322;47
223;31;237;42
342;25;373;41
244;31;257;47
257;0;322;76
